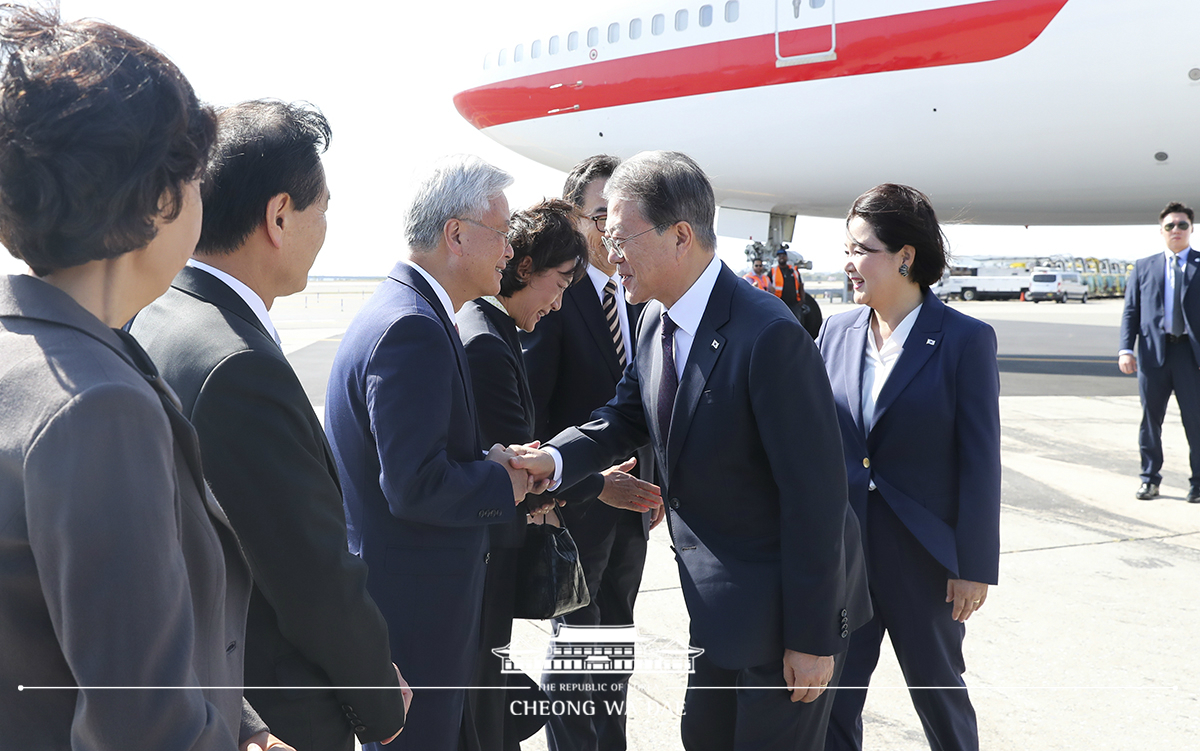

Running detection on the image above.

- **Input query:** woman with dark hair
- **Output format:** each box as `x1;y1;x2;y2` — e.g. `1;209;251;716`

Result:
816;184;1001;751
458;198;661;750
0;8;286;751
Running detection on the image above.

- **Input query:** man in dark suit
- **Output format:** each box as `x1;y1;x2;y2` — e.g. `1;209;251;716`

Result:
1119;201;1200;502
130;101;409;750
520;155;659;751
512;151;870;751
324;155;534;751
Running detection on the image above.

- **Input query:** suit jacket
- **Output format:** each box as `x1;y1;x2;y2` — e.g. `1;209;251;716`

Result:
324;262;517;702
816;290;1002;584
0;274;262;750
549;263;870;669
130;266;405;744
1120;250;1200;368
520;276;653;534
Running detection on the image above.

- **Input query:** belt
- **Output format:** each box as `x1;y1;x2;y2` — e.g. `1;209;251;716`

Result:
1167;333;1188;344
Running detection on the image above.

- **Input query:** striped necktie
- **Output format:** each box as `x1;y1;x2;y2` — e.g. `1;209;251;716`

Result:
603;280;626;368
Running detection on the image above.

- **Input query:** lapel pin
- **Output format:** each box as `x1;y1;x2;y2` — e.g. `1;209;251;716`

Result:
710;339;719;351
926;339;936;346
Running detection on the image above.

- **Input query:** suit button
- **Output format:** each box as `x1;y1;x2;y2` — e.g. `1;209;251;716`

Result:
354;724;367;733
669;497;680;510
841;609;848;618
841;628;850;638
485;553;491;564
341;704;354;713
862;457;870;468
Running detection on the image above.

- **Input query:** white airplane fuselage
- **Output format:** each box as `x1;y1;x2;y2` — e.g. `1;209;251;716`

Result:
455;0;1200;225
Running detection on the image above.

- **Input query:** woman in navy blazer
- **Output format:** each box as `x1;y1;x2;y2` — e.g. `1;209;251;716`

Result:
816;185;1001;751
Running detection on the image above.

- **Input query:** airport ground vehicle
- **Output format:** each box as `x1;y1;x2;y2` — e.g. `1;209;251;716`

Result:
1027;271;1089;303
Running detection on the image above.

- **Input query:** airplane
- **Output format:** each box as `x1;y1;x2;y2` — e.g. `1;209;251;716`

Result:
453;0;1200;249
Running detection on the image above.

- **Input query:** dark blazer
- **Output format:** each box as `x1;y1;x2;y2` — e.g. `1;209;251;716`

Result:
130;266;405;746
549;263;870;668
0;274;263;749
324;262;518;750
816;290;1001;584
1120;249;1200;368
520;277;653;526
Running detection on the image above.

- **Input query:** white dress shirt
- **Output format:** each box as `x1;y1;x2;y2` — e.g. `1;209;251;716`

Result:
861;304;922;434
1119;247;1193;357
186;259;281;348
404;259;458;331
587;264;633;358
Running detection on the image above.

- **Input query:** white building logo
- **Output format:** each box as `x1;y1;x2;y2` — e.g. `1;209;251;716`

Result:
494;624;703;675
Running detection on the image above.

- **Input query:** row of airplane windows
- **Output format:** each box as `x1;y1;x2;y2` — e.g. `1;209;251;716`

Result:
485;0;746;69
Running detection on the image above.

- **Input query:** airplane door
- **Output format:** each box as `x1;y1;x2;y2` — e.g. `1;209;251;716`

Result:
775;0;836;67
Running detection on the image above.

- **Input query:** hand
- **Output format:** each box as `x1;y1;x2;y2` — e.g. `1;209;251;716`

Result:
597;458;662;513
380;664;413;744
782;649;834;704
507;442;556;487
241;732;294;751
648;503;666;531
1118;353;1137;374
946;579;989;622
486;443;531;503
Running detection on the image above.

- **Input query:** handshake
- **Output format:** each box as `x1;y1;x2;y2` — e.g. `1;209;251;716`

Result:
485;442;663;521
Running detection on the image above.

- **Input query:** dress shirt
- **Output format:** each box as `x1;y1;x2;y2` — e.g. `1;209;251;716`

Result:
186;259;281;348
587;265;633;357
546;254;724;484
862;304;922;434
404;258;458;330
1118;247;1193;356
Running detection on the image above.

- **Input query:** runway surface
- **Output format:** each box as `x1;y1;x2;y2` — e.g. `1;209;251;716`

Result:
273;286;1196;750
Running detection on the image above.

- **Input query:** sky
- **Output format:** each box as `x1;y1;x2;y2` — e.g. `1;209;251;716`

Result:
0;0;1166;278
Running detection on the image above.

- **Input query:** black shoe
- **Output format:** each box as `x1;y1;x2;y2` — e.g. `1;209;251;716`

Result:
1188;487;1200;504
1136;482;1159;500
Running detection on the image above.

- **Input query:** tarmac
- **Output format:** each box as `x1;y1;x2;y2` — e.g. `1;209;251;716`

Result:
275;284;1200;750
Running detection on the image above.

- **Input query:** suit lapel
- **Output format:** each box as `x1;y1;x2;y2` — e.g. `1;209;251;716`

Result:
843;306;871;437
869;290;945;434
666;268;734;474
571;280;624;382
173;265;274;344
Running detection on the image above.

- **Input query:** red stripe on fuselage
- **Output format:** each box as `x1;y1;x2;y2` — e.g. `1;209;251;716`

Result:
454;0;1068;129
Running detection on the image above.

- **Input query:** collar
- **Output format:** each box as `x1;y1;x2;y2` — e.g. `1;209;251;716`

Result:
186;259;280;347
587;263;621;300
1165;247;1193;263
665;254;722;337
868;303;923;359
404;258;458;326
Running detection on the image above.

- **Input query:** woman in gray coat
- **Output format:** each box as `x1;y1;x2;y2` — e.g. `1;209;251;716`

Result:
0;8;285;750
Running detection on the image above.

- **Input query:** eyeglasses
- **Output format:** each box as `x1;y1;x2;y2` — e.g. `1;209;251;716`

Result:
458;217;512;245
602;224;665;259
589;213;607;233
1165;221;1191;231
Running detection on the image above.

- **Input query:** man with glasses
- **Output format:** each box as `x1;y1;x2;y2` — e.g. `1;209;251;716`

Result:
1120;202;1200;503
521;154;658;751
511;151;869;751
325;154;536;750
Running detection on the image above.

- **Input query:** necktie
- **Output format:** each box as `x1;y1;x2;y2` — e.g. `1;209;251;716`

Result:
603;280;626;368
657;311;679;442
1173;254;1186;337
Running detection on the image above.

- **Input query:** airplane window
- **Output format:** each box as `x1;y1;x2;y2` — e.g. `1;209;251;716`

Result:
700;5;713;27
725;1;739;22
483;53;491;70
608;22;619;43
652;14;665;35
531;39;541;58
568;31;579;51
630;18;642;39
588;26;599;47
498;48;507;66
811;0;826;7
549;35;560;55
514;43;524;62
675;9;688;31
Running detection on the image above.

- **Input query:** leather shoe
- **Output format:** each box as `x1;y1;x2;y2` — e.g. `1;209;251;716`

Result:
1188;487;1200;504
1136;482;1159;500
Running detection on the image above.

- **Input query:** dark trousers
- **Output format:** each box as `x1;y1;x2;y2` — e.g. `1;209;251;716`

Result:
543;509;647;751
244;689;354;751
682;648;845;751
1137;340;1200;486
825;493;977;751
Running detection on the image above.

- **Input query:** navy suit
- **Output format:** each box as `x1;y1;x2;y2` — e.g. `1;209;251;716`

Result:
816;290;1001;751
325;262;519;751
549;263;870;750
1119;249;1200;486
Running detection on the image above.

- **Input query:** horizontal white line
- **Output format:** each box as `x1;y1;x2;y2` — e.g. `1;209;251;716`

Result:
16;685;1181;691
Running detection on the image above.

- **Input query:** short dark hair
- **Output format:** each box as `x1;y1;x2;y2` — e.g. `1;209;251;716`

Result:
500;198;588;297
847;183;949;288
195;100;331;254
0;7;215;276
1160;202;1194;223
604;151;718;251
563;155;620;208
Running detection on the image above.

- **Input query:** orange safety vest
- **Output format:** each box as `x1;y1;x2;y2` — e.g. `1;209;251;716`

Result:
744;272;771;291
773;265;802;301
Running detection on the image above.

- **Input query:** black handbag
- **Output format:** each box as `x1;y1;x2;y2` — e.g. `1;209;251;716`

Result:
513;506;590;619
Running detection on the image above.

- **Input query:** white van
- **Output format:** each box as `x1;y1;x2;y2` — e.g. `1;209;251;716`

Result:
1028;271;1088;303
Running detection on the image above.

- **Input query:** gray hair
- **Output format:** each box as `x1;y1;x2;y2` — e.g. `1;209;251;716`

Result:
603;150;717;251
404;154;514;251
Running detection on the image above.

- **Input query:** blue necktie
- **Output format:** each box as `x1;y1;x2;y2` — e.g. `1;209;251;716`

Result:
657;312;679;442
